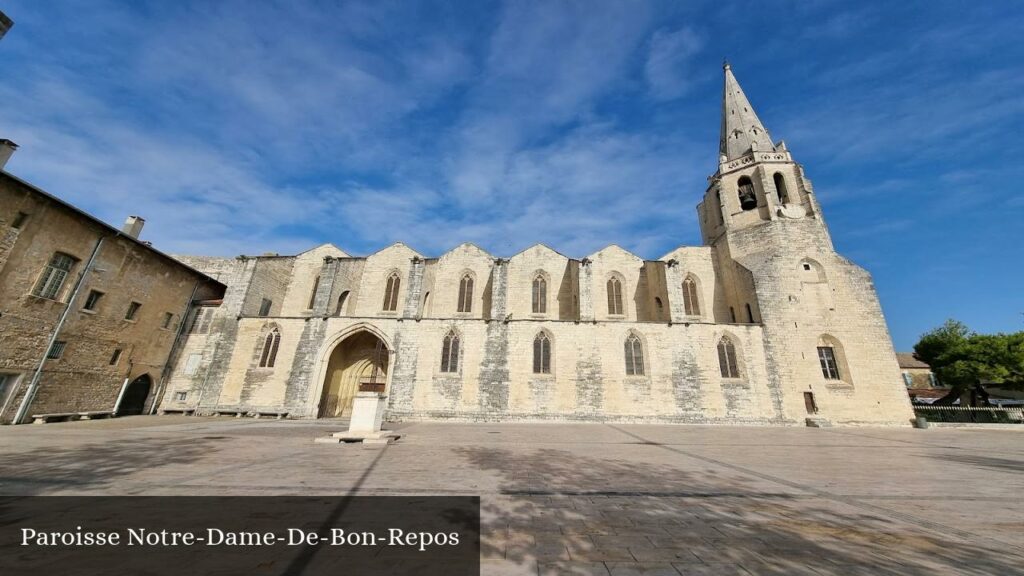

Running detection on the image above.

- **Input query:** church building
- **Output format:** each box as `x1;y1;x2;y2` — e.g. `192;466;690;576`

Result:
160;65;915;427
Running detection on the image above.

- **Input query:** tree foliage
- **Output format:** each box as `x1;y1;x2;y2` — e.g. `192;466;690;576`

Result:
913;320;1024;404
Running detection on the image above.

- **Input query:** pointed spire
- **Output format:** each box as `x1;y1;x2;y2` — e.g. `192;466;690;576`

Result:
720;62;776;161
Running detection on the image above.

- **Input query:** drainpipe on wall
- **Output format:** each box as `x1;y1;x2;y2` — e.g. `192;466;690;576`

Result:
148;280;201;415
111;358;134;416
12;237;106;424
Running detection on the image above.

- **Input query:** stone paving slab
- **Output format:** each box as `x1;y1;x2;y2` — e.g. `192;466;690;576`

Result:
2;418;1023;575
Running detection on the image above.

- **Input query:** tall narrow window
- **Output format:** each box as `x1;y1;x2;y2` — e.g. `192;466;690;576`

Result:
189;308;207;333
533;332;551;374
336;291;349;316
258;298;272;317
818;346;841;380
624;333;644;376
774;172;789;203
714;190;725;225
532;275;547;314
162;312;174;329
440;330;460;373
746;303;754;323
259;329;281;368
83;290;104;311
737;176;757;211
457;274;473;313
682;277;700;316
729;307;736;323
33;252;76;300
718;337;740;378
307;275;320;310
607;277;623;315
11;211;29;228
654;297;663;320
382;273;401;312
125;301;142;321
109;348;122;366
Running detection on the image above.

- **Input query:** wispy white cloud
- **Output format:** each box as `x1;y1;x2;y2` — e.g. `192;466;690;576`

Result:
644;26;704;101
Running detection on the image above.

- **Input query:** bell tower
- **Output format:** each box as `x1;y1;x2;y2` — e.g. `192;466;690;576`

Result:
697;63;914;426
698;62;831;246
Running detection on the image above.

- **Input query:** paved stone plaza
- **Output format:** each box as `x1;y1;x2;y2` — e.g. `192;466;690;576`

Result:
2;418;1022;575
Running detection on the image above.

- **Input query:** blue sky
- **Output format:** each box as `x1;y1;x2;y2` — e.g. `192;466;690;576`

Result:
1;0;1022;349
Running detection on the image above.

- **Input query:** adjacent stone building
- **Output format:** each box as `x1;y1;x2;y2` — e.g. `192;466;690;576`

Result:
159;65;914;426
0;144;225;424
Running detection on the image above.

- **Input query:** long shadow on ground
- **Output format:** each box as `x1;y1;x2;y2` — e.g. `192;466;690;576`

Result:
453;442;1024;576
0;436;218;495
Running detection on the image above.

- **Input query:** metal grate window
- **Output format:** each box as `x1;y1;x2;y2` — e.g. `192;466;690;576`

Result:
33;252;76;300
47;341;67;360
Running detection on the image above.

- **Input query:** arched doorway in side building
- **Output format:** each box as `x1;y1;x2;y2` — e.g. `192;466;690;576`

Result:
318;331;389;418
119;374;152;416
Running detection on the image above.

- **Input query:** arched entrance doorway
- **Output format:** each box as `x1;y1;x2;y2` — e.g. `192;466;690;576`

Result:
120;374;152;416
319;331;388;418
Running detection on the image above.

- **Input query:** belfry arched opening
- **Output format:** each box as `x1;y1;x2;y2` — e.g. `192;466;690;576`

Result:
318;331;388;418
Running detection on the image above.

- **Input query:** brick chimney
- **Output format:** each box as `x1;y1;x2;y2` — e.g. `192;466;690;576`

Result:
0;139;17;170
121;216;145;239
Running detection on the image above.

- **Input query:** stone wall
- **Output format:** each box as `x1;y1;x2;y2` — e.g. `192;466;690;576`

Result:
0;173;223;423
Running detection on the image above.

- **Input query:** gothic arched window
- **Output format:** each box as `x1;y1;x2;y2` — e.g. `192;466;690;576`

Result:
737;176;757;211
533;332;551;374
607;277;623;316
624;333;644;376
457;274;474;313
532;275;547;314
682;276;700;316
718;337;740;378
440;330;460;373
382;273;401;312
259;328;281;368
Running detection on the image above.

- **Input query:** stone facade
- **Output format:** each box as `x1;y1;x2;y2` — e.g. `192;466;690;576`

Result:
0;171;224;424
158;65;914;427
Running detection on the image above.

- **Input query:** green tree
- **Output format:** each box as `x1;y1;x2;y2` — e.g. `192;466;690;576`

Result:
913;320;1024;405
